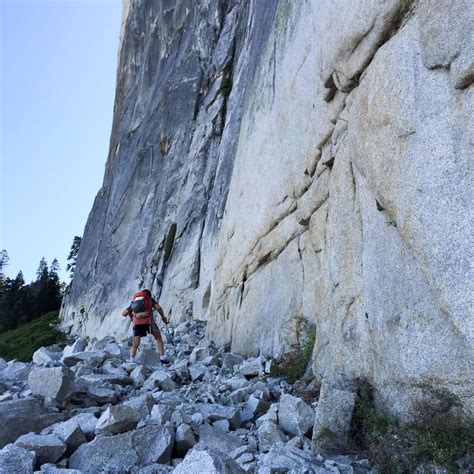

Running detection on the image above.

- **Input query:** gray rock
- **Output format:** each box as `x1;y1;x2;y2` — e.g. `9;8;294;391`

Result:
279;393;314;437
0;398;63;448
175;423;196;457
197;425;244;453
312;372;358;455
241;395;269;422
212;419;229;432
95;404;141;435
135;348;162;367
238;358;264;378
257;421;287;453
0;444;36;474
66;413;98;441
130;364;147;387
124;393;155;419
143;370;176;391
130;465;174;473
189;364;207;382
150;404;174;426
44;419;87;454
170;360;190;382
28;367;74;403
256;403;278;428
258;444;328;473
61;350;105;368
174;447;245;474
69;424;175;471
15;433;66;465
0;360;30;388
193;403;241;430
62;338;87;358
37;465;82;473
87;386;117;404
32;347;61;366
76;372;132;387
221;353;245;372
189;346;217;364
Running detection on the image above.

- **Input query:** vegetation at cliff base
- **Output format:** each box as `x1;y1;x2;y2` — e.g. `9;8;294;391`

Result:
274;328;316;384
0;310;66;362
350;383;474;473
0;250;63;332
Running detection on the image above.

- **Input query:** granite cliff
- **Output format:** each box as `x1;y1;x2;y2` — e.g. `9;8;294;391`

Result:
61;0;473;419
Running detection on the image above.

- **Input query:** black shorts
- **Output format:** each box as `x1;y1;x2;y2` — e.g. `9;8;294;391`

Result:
133;323;158;337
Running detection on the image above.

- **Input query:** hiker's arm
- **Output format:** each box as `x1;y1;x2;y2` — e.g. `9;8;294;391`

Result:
155;303;168;324
122;307;132;317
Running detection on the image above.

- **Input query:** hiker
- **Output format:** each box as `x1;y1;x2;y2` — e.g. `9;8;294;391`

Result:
122;289;169;363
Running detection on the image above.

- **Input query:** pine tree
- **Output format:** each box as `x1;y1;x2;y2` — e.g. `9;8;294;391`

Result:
66;236;82;279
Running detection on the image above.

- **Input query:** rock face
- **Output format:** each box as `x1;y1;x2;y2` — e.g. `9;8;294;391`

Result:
61;0;473;419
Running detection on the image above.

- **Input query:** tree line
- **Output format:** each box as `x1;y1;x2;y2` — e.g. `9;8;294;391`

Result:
0;236;81;333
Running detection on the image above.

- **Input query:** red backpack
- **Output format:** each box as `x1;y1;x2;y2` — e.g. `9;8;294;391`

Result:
130;291;153;319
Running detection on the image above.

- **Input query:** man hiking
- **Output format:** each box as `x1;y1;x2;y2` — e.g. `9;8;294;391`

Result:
122;289;169;363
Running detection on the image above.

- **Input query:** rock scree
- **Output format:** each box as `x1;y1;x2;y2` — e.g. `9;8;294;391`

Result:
0;320;374;473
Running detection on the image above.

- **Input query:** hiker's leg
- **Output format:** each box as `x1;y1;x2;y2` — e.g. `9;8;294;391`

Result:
152;325;165;356
131;336;141;358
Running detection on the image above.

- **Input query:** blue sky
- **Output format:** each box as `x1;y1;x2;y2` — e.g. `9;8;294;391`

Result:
1;0;122;282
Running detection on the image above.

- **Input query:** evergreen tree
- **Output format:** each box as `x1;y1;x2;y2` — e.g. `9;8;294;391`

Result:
66;236;82;279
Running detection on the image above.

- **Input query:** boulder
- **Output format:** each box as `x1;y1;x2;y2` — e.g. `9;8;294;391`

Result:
14;433;66;465
312;372;358;454
32;347;61;366
150;404;174;426
175;423;196;457
76;372;132;387
61;351;105;368
258;445;327;473
174;448;245;474
28;367;75;403
189;364;207;382
241;394;269;422
170;359;190;382
193;403;241;430
67;413;98;441
95;404;141;435
68;424;175;471
238;358;264;377
278;393;314;437
189;346;217;364
86;386;118;404
61;338;87;359
197;425;244;453
221;353;245;372
37;464;82;473
257;421;287;453
0;360;30;387
256;403;278;428
130;364;147;387
124;393;155;419
0;398;63;448
130;465;173;473
0;444;36;474
143;370;176;391
42;419;87;454
135;348;162;367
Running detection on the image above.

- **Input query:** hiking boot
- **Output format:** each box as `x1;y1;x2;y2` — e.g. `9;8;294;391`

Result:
160;355;170;364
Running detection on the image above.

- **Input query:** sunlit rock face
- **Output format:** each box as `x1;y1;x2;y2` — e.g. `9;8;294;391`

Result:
61;0;473;419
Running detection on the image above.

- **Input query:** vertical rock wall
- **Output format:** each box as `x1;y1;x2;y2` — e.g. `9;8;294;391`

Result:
61;0;473;418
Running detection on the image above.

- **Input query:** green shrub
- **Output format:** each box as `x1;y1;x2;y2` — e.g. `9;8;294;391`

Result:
349;382;474;473
219;77;233;97
0;311;66;362
163;223;177;263
275;328;316;384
